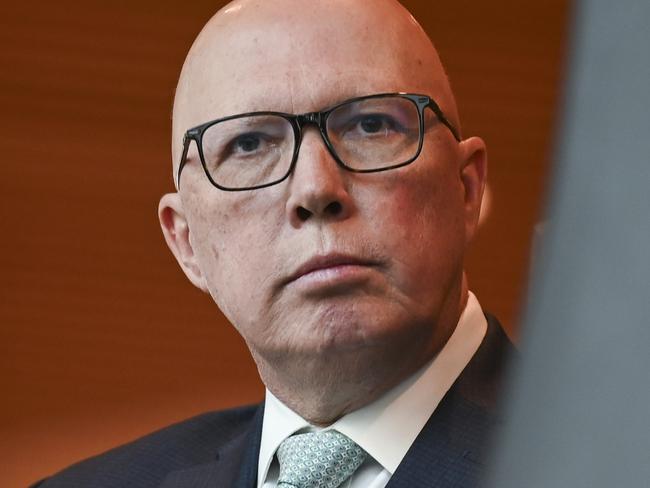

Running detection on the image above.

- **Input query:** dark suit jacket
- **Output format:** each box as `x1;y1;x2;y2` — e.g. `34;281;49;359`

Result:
33;314;512;488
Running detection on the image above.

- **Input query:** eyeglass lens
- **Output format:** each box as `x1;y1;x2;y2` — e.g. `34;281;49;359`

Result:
326;96;420;170
201;115;294;189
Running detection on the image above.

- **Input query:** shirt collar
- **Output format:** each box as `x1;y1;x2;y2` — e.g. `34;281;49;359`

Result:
256;291;487;486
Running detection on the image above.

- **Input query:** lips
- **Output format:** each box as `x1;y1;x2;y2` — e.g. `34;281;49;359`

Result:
285;253;376;285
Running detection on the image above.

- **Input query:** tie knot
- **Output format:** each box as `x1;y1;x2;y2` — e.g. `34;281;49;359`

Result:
276;430;367;488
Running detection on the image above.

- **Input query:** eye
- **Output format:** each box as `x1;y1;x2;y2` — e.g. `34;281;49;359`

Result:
231;133;263;154
359;115;386;134
349;113;405;137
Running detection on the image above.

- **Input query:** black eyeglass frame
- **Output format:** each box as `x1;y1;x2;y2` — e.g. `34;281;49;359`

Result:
177;92;461;191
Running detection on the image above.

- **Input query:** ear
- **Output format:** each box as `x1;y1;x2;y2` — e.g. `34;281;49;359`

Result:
158;192;209;292
458;136;488;244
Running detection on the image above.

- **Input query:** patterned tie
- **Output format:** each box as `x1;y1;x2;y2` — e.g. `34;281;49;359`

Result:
276;430;367;488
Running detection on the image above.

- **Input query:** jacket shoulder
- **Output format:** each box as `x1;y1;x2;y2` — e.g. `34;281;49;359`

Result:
31;404;261;488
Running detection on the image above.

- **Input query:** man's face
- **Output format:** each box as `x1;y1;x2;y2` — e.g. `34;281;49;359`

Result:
164;2;485;374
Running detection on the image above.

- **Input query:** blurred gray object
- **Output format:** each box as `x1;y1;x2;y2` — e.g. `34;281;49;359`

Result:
485;0;650;486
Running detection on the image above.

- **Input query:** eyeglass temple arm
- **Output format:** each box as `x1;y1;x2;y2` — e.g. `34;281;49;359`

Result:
427;101;461;142
177;134;193;189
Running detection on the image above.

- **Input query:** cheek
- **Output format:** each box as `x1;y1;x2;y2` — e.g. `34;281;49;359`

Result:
371;161;466;294
385;163;463;244
188;186;272;255
185;189;283;321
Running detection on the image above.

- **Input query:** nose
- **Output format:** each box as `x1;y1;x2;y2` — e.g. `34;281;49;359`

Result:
285;130;354;227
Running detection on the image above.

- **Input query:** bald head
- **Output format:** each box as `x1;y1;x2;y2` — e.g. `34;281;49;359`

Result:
171;0;459;180
160;0;487;424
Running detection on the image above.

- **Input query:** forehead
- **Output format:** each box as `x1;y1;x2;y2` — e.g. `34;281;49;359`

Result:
177;9;437;128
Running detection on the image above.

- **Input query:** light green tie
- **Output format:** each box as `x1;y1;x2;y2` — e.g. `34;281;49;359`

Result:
276;430;367;488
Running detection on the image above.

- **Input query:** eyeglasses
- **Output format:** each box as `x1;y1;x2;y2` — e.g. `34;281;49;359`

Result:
177;92;460;191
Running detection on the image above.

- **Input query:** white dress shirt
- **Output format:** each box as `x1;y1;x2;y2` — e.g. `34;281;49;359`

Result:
258;292;488;488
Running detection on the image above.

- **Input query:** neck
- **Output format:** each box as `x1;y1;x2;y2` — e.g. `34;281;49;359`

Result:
255;283;469;426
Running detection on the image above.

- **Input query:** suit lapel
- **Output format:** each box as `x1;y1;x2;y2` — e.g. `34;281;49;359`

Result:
159;405;264;488
386;314;512;488
385;386;490;488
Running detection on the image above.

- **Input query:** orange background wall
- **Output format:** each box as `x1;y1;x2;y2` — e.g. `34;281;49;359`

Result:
1;1;569;486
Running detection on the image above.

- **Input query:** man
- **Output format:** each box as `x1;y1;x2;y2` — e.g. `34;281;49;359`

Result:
34;0;512;486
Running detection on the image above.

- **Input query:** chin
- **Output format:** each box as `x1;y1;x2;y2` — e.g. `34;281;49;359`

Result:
293;302;428;355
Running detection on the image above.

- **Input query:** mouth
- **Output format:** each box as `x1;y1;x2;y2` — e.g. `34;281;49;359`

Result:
284;253;378;288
